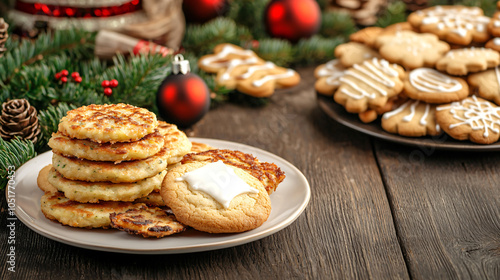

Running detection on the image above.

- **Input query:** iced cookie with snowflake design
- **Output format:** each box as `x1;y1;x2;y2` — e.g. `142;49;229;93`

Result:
488;12;500;38
468;66;500;105
382;100;441;137
436;96;500;144
436;48;500;76
198;43;262;74
373;30;450;69
333;58;406;113
408;5;491;46
314;59;346;96
334;42;382;68
403;68;469;104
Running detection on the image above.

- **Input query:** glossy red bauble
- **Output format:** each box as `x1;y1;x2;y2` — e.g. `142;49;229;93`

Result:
264;0;321;43
183;0;227;23
156;73;211;128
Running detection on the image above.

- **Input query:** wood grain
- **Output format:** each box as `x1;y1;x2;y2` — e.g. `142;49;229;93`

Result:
374;141;500;280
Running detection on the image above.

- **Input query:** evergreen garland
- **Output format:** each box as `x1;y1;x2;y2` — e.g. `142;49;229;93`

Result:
0;136;36;189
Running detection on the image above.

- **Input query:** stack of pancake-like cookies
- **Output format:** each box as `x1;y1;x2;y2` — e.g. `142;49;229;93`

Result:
37;103;286;237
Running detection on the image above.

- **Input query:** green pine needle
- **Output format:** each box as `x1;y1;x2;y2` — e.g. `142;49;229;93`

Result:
36;102;77;152
0;137;37;190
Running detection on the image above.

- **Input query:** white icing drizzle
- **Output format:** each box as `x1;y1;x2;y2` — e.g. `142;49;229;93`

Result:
383;100;434;127
175;161;259;209
419;5;490;38
494;38;500;46
316;59;346;86
219;57;260;81
437;95;500;137
239;62;276;79
409;68;462;93
252;69;296;87
200;45;257;68
339;58;399;100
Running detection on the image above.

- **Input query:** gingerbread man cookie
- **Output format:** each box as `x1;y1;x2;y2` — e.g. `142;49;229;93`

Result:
333;58;406;113
436;47;500;76
382;100;441;137
403;68;469;104
314;59;346;96
436;95;500;144
408;5;491;46
374;30;450;69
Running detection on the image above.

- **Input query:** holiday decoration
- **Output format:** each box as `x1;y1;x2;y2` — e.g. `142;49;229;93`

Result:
95;30;175;59
9;0;185;49
326;0;388;26
102;79;119;96
183;0;228;23
157;54;211;127
0;18;7;58
0;99;41;143
264;0;322;43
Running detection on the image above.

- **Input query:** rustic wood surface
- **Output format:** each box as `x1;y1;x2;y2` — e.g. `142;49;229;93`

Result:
1;67;499;279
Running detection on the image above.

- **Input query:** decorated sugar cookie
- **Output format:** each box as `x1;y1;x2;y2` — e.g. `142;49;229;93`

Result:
349;27;384;48
382;100;441;137
468;66;500;105
488;11;500;37
198;43;300;97
333;58;405;114
314;59;346;96
404;68;469;104
334;42;382;68
436;96;500;144
408;5;491;45
374;30;450;69
235;62;300;98
436;47;500;76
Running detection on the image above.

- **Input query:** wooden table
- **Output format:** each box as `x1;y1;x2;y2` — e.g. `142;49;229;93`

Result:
1;67;499;279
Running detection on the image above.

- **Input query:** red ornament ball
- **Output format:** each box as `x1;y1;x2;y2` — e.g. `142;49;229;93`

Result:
110;79;119;88
182;0;227;23
264;0;321;43
103;88;113;96
156;73;210;128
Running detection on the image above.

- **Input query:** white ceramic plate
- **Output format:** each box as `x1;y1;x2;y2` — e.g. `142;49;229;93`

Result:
9;138;310;254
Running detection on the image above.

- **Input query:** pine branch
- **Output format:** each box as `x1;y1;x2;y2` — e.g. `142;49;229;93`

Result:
227;0;268;39
375;1;407;27
320;11;357;40
293;35;344;66
0;136;37;190
0;29;95;84
36;102;76;152
101;54;171;111
183;17;253;56
253;39;294;67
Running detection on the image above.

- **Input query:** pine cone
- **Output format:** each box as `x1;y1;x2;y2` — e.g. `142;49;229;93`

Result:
328;0;388;26
0;99;41;143
0;18;8;58
402;0;429;12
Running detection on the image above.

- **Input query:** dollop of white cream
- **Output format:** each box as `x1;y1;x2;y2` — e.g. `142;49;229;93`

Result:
176;161;259;208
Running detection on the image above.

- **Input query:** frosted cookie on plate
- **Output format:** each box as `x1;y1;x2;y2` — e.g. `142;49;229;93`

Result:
403;68;469;104
382;100;441;137
181;149;285;195
436;48;500;76
314;59;346;96
334;42;382;68
436;96;500;144
468;66;500;105
58;103;158;143
161;160;271;233
333;58;406;114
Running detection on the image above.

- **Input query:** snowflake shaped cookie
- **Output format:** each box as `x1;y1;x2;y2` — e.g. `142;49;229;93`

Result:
436;47;500;76
436;96;500;144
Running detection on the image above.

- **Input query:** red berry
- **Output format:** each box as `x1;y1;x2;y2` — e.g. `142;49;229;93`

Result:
101;80;110;87
104;88;113;96
60;77;68;83
74;76;82;83
55;73;61;80
110;79;119;88
61;70;69;76
71;72;80;79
